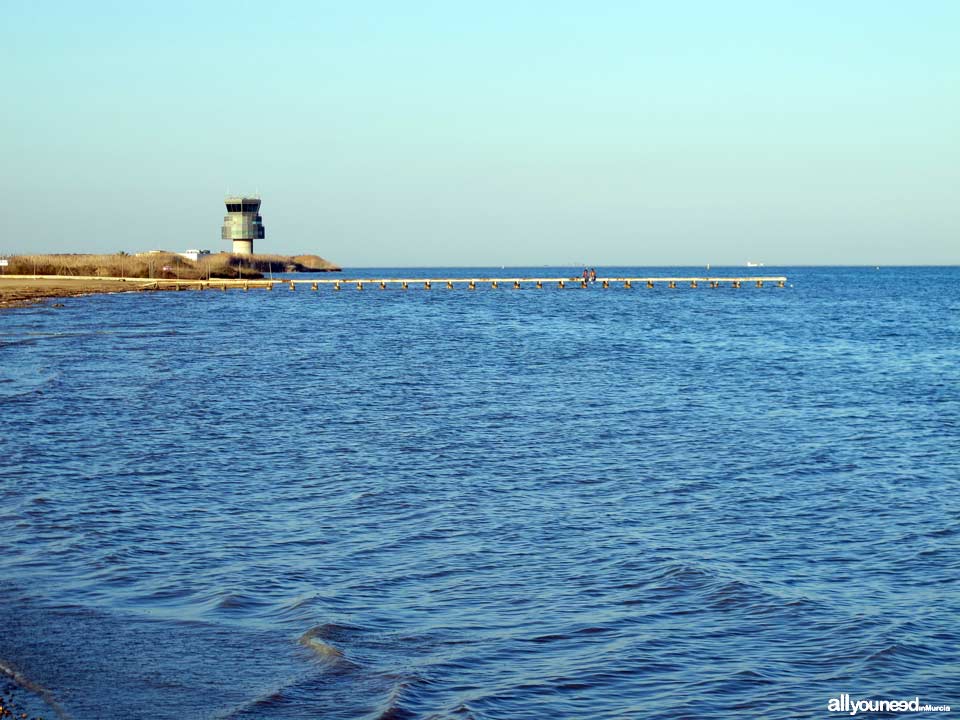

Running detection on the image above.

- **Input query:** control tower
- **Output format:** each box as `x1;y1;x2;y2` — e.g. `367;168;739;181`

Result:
221;196;265;255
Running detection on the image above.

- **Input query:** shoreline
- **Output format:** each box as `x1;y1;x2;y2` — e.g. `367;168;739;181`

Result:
0;276;168;308
0;275;330;308
1;658;66;720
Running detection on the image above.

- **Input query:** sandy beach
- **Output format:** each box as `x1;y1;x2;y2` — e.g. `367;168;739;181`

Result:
0;276;163;308
0;275;349;308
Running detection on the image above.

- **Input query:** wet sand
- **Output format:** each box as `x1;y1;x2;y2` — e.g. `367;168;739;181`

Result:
0;277;161;308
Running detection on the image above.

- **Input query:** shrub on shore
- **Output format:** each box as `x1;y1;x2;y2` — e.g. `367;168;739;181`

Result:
4;253;204;279
207;253;339;273
196;253;340;277
5;252;340;280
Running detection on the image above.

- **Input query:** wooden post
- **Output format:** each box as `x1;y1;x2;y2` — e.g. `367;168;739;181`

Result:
196;275;785;294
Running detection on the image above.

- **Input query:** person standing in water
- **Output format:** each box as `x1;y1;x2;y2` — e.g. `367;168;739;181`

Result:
589;268;597;283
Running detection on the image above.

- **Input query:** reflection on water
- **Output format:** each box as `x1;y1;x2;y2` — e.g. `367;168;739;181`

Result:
1;267;958;719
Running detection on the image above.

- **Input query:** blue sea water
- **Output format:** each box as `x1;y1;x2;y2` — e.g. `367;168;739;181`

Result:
1;266;958;719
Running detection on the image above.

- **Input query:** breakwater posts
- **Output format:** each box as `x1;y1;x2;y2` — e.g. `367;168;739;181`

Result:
0;275;788;300
153;276;787;291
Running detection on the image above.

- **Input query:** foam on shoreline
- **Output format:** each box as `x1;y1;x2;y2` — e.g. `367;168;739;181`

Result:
0;658;71;720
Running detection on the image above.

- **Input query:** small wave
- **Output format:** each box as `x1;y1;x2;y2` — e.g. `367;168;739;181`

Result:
299;635;345;663
0;338;39;349
297;625;360;669
299;622;365;642
214;625;409;720
866;643;906;662
0;658;71;720
528;633;568;644
369;680;420;720
276;593;322;613
726;667;779;684
0;372;61;400
861;639;936;671
525;626;612;644
371;704;418;720
631;562;823;621
647;562;716;591
215;593;268;611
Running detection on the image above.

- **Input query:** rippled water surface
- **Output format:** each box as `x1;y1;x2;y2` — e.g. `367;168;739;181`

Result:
1;266;958;719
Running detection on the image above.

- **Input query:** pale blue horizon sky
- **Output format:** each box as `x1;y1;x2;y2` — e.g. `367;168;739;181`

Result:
2;1;957;266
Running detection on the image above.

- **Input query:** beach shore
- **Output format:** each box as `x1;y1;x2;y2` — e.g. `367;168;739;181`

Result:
0;276;162;308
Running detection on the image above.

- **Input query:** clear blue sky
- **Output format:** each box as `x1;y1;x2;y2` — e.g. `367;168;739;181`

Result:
2;1;957;265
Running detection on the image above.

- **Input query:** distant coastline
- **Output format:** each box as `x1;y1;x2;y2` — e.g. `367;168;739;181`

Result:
0;251;341;307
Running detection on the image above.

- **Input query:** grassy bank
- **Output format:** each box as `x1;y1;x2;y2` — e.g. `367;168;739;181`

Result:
3;252;340;280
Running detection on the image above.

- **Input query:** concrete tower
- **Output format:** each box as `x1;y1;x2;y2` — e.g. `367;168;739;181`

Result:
221;196;265;255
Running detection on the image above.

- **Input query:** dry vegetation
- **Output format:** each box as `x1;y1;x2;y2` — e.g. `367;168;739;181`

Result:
4;252;340;280
224;253;339;274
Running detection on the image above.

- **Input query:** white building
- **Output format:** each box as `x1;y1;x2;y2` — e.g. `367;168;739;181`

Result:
179;249;212;262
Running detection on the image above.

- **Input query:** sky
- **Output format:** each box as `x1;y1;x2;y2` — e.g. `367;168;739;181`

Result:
2;1;957;266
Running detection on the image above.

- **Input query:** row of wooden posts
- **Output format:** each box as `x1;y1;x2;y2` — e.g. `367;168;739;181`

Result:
167;277;787;292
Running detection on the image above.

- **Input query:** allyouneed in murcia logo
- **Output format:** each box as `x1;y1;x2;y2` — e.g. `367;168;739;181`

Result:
828;693;951;715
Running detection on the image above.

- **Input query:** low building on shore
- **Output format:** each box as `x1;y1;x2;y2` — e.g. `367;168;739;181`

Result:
178;249;211;262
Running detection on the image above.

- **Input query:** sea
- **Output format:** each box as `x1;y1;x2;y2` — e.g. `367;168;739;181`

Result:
1;266;958;719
